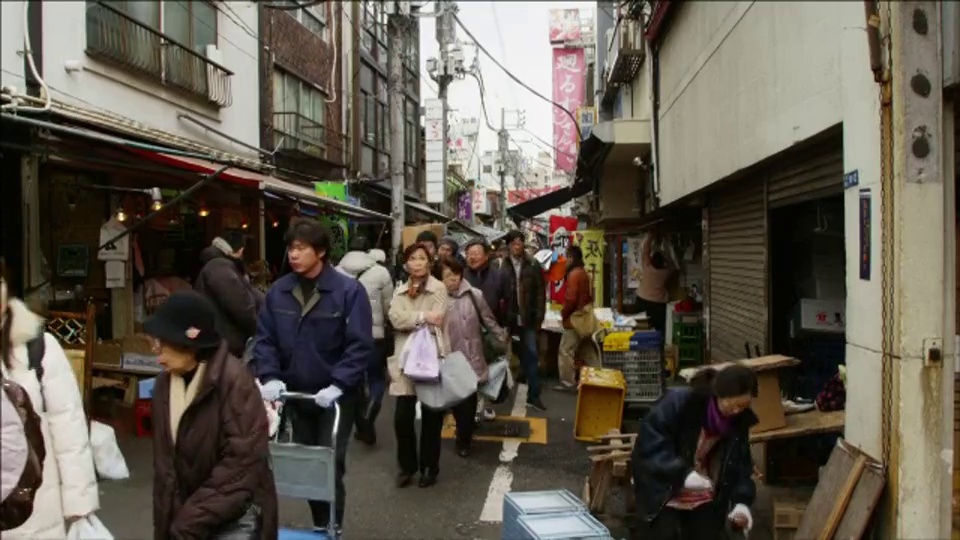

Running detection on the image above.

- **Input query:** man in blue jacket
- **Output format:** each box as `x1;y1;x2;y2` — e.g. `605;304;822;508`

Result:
253;219;374;535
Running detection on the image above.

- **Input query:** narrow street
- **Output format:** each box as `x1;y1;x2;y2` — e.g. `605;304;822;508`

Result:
97;386;593;539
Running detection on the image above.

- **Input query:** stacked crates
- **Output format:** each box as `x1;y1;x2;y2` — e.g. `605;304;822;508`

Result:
502;490;611;540
673;316;704;368
602;330;664;404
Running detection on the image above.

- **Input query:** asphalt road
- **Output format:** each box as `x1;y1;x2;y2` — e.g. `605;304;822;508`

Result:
96;383;781;539
97;384;594;539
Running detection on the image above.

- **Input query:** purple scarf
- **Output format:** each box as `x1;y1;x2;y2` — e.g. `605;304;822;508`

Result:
704;397;735;437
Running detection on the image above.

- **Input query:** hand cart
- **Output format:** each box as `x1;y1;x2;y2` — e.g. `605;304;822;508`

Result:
273;392;341;540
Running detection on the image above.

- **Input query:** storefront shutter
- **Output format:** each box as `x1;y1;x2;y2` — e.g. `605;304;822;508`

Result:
708;179;768;362
767;147;844;209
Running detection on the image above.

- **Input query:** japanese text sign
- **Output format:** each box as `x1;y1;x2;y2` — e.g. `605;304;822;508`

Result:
574;230;605;307
552;48;585;173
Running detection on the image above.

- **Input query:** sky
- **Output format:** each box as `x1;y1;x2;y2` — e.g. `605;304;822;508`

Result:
418;1;595;175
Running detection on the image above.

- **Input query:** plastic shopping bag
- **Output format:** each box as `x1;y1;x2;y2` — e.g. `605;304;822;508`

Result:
479;358;511;404
415;351;478;410
401;327;441;382
89;421;129;481
67;515;114;540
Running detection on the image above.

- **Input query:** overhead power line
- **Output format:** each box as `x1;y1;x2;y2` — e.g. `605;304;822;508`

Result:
451;11;581;142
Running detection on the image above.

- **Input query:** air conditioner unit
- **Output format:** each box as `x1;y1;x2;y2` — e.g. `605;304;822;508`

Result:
619;20;636;51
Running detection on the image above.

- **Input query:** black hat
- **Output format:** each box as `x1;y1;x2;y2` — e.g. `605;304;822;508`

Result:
144;291;222;350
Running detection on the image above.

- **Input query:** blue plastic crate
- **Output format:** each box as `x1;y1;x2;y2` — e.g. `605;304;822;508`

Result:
513;513;612;540
629;330;663;351
278;529;330;540
502;490;586;539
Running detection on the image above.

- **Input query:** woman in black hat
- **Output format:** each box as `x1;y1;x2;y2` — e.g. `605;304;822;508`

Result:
146;291;278;540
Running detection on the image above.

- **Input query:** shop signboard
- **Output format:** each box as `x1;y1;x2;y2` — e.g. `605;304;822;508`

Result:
548;9;582;44
314;182;350;262
507;187;561;204
573;230;605;307
457;191;472;221
552;48;585;172
548;215;578;305
626;236;645;289
859;188;871;281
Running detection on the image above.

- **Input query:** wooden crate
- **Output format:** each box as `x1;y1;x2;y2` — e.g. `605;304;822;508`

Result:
773;498;806;540
574;367;626;442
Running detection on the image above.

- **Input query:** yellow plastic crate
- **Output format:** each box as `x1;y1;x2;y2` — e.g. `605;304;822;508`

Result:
602;332;634;352
574;367;626;442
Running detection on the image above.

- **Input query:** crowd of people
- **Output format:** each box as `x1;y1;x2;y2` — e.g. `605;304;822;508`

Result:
0;218;755;540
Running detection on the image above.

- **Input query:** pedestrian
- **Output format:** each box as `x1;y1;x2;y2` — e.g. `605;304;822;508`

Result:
146;291;278;540
253;219;374;535
0;389;27;503
438;237;465;266
387;243;448;488
439;256;508;457
414;230;444;279
631;365;757;540
194;230;262;358
463;239;513;327
501;230;547;412
336;237;394;446
636;231;676;336
0;279;99;539
557;245;599;390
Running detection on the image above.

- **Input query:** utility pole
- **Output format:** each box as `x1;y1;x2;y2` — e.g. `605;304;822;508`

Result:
387;4;410;262
425;1;464;211
497;108;509;230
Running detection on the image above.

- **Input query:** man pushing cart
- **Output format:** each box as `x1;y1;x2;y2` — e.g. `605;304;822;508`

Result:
252;220;375;537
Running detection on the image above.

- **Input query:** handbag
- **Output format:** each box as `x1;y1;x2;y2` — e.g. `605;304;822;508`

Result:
401;326;441;382
479;359;512;404
570;303;598;339
465;290;503;364
415;329;479;410
211;503;261;540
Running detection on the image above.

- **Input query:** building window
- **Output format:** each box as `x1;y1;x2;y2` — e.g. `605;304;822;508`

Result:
360;63;376;146
279;0;328;40
85;1;230;106
273;70;327;158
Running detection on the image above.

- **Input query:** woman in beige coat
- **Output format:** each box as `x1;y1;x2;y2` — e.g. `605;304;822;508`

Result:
387;243;449;489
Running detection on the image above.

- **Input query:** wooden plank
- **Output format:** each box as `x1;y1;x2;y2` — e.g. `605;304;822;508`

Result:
596;433;638;441
796;443;856;539
834;462;886;540
819;455;867;540
587;442;634;453
589;450;632;463
750;410;846;443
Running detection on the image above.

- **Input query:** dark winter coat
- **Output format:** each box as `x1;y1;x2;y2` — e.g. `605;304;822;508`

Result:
632;387;757;523
152;342;278;540
252;265;375;393
195;247;262;357
464;263;514;327
501;254;546;331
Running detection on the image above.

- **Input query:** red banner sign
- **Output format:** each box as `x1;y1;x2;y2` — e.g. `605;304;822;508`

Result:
507;187;562;205
552;48;585;173
548;215;579;305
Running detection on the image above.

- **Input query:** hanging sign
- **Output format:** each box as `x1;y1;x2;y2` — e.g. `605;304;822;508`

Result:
859;188;871;281
573;230;605;307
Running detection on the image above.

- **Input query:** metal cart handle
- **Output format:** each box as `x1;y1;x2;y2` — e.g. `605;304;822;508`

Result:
277;391;342;446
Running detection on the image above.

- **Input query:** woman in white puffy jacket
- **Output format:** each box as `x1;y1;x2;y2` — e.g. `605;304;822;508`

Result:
1;280;99;539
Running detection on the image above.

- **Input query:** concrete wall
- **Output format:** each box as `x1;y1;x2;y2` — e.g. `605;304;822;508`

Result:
656;1;856;205
0;1;26;92
37;1;261;159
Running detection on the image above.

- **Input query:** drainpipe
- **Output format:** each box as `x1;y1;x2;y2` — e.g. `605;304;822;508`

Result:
24;0;43;98
650;41;662;208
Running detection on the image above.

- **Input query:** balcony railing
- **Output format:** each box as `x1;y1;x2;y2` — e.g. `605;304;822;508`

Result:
273;112;329;161
85;1;233;107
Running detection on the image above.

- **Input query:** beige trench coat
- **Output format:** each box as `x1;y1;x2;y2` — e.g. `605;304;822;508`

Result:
387;276;450;396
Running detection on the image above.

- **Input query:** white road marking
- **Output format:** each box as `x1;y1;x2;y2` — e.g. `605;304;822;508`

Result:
479;383;528;523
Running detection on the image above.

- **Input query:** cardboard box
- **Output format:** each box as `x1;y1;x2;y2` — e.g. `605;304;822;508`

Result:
402;223;446;250
93;341;122;367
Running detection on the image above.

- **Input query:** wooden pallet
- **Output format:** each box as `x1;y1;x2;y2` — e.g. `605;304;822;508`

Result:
582;429;637;518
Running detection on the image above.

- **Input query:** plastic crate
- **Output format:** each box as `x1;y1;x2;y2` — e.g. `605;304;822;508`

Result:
574;367;626;442
629;330;663;351
502;490;587;540
512;513;612;540
677;342;703;366
673;321;703;343
602;331;635;352
601;348;664;403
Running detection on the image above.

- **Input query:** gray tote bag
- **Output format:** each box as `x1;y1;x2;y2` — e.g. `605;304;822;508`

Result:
415;330;478;410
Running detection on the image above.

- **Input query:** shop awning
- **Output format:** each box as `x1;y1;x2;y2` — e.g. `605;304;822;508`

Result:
261;177;392;221
507;180;593;223
126;148;268;188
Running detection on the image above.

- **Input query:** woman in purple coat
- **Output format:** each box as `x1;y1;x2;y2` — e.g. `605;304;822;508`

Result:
439;256;508;457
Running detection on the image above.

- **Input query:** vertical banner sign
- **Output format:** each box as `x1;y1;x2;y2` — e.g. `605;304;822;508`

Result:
859;188;871;281
314;182;349;262
548;215;579;305
552;48;585;172
577;107;596;151
574;230;605;307
457;192;472;221
424;98;446;204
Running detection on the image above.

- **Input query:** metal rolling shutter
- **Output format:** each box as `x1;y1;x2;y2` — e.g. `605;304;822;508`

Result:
708;180;768;362
767;147;844;208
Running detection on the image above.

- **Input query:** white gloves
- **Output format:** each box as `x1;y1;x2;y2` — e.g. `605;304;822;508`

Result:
314;386;343;408
683;470;713;491
259;380;286;402
728;503;753;533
